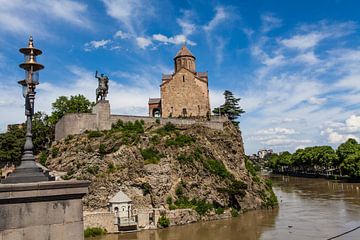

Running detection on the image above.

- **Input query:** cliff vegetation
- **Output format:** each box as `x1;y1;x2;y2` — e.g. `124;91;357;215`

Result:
45;120;277;215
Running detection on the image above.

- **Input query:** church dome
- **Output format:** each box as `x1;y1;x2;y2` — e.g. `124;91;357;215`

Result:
174;44;196;59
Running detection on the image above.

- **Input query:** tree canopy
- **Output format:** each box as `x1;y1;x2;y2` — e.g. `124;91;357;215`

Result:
213;90;245;127
267;139;360;178
0;95;94;165
48;95;94;125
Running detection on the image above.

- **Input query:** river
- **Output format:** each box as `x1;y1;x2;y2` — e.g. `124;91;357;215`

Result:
90;175;360;240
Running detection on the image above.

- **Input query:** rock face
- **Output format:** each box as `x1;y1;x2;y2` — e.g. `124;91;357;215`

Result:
46;121;275;214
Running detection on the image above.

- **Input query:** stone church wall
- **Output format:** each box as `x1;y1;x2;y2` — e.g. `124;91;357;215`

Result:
161;68;210;118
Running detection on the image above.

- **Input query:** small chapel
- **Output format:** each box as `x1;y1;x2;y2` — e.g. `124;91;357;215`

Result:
148;44;210;118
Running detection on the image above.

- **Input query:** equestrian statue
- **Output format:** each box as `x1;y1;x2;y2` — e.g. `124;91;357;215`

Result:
95;70;109;102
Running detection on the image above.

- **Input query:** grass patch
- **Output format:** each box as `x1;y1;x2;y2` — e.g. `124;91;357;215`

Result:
84;227;107;238
203;159;232;179
156;122;176;135
87;130;103;138
166;135;195;147
245;158;260;176
141;147;164;164
111;120;144;145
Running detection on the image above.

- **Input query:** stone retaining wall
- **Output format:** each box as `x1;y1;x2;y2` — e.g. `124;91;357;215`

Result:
83;212;118;233
55;101;227;141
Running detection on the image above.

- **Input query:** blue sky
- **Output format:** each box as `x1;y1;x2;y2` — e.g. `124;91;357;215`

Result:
1;0;360;154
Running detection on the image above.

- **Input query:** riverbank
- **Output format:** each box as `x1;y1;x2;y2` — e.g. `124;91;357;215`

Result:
87;175;360;240
272;170;360;182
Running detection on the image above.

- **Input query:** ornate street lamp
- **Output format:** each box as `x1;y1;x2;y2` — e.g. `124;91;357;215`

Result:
3;36;49;184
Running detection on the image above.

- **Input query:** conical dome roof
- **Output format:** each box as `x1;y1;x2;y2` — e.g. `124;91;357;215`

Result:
174;44;195;59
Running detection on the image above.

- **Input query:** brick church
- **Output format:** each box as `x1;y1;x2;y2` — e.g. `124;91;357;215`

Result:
148;44;210;118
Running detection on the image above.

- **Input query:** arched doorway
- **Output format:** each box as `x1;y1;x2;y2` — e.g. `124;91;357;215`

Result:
152;108;161;117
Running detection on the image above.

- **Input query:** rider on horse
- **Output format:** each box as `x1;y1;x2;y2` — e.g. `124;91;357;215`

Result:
95;70;109;102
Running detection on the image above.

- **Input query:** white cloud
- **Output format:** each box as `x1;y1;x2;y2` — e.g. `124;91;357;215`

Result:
0;0;90;37
320;115;360;144
136;37;152;49
308;97;327;105
261;14;282;32
281;33;324;50
262;137;311;147
256;128;296;135
101;0;153;34
152;34;196;46
114;30;132;39
204;6;228;32
294;51;319;64
345;115;360;132
177;19;196;36
84;39;111;51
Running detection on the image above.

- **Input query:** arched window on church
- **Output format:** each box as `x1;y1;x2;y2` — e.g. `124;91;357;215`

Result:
183;75;185;82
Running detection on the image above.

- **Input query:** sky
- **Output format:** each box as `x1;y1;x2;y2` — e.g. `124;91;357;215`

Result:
1;0;360;154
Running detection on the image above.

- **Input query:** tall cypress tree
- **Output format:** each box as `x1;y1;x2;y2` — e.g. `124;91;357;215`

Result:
213;90;245;127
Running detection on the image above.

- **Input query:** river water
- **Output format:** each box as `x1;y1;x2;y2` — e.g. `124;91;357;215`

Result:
91;175;360;240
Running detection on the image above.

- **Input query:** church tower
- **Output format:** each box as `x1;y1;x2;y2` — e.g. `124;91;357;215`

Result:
174;44;196;72
148;44;210;118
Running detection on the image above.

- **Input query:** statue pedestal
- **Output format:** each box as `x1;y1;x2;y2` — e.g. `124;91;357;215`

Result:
0;180;90;240
92;100;111;130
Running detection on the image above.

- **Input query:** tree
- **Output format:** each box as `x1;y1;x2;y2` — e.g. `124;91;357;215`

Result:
0;125;25;165
32;112;54;153
48;95;94;125
341;151;360;178
213;90;245;127
336;138;360;164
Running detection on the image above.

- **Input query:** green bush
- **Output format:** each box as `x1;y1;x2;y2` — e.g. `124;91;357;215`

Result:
203;159;232;179
84;227;107;238
141;147;163;164
158;216;170;228
51;147;59;158
87;130;103;138
231;208;239;217
156;122;176;135
175;185;184;196
166;135;195;147
111;120;144;145
252;175;261;183
111;120;144;133
141;183;151;196
107;162;116;173
166;196;173;205
195;199;213;215
155;118;160;124
99;144;106;156
39;151;47;166
215;207;225;215
86;165;99;175
245;158;260;176
177;154;193;164
265;179;273;189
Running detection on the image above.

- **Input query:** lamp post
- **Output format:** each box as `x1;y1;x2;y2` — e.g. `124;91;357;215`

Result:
2;36;49;184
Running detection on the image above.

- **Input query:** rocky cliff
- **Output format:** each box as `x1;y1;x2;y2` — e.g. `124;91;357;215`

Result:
46;120;276;214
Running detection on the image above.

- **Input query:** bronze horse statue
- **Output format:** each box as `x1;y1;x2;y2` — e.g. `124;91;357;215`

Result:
95;70;109;102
